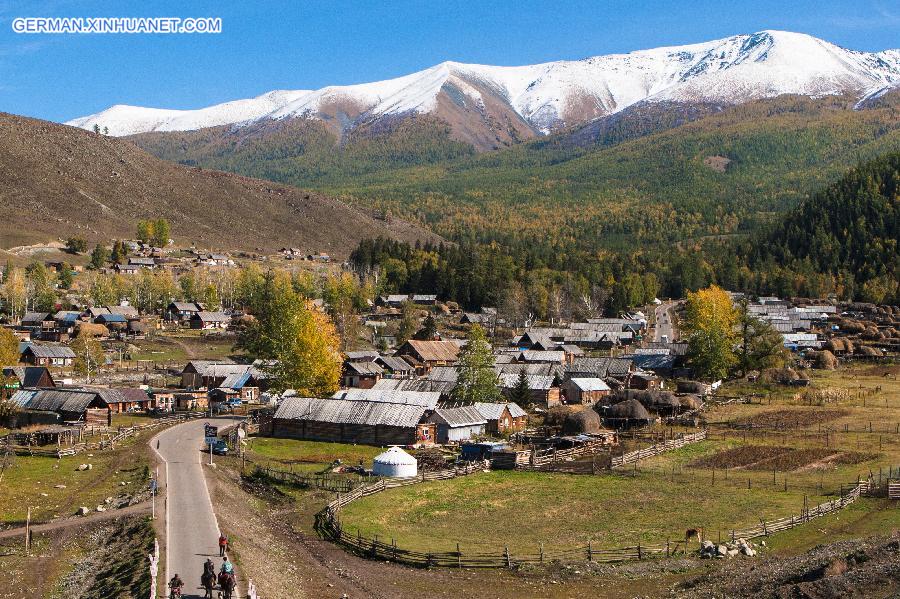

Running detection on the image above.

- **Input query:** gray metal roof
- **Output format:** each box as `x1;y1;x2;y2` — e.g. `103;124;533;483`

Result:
376;356;414;372
275;396;428;428
332;388;440;408
498;373;555;390
372;378;456;395
565;357;632;378
25;344;76;359
14;388;106;413
567;377;611;392
428;405;487;427
473;401;526;420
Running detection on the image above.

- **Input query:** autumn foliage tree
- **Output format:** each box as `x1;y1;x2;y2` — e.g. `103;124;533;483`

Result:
684;285;737;381
237;271;341;396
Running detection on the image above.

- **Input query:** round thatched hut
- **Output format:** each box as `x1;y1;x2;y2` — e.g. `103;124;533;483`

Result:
562;408;603;435
602;398;652;428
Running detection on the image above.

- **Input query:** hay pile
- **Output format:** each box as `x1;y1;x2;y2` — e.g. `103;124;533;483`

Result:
825;338;854;354
75;322;108;338
544;405;579;428
807;350;838;370
761;367;801;384
857;345;883;357
797;387;851;405
562;409;604;435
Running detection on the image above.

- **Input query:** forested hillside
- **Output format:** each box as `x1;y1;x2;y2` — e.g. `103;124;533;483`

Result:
132;93;900;261
350;152;899;312
747;152;899;303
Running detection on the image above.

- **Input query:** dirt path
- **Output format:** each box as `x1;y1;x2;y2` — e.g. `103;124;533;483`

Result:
0;501;151;539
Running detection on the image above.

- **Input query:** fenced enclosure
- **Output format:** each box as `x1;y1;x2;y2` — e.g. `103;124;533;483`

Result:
314;458;871;569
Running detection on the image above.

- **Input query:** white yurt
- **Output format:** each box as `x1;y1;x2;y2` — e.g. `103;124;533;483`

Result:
372;446;418;478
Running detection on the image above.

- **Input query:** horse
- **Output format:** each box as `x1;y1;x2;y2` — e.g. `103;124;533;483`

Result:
201;571;216;599
217;571;235;599
684;527;704;552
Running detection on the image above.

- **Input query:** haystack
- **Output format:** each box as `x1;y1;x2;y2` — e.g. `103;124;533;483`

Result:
602;398;652;426
75;322;108;338
857;345;882;357
562;408;603;435
807;350;838;370
544;405;578;427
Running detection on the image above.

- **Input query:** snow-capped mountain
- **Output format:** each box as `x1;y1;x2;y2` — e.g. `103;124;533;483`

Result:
68;31;900;140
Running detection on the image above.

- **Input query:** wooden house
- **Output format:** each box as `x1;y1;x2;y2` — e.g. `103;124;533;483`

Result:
166;301;202;323
425;406;487;444
21;344;75;367
498;373;560;408
2;366;55;389
342;361;383;389
189;311;231;330
269;396;434;446
561;377;611;405
473;402;527;435
9;388;111;425
395;340;461;374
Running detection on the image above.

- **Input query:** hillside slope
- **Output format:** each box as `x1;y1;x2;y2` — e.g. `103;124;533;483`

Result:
0;113;438;255
750;152;899;301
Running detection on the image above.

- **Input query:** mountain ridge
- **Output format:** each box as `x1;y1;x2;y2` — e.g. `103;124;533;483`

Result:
67;30;900;149
0;112;439;255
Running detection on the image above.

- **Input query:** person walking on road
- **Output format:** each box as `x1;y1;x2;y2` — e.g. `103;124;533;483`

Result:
218;533;229;556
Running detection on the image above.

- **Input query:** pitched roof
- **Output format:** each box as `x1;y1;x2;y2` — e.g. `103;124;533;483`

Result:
344;361;384;376
376;355;414;372
400;340;460;362
169;302;201;312
567;378;611;392
3;366;53;388
429;405;487;427
498;373;555;390
346;350;380;362
473;401;526;420
22;312;50;324
24;344;76;359
194;311;230;323
519;350;565;363
565;357;632;378
332;388;440;408
11;388;107;413
372;378;456;396
274;396;428;428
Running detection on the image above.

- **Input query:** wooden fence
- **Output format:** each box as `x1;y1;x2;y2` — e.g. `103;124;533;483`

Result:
253;463;357;494
315;467;870;569
888;479;900;500
610;430;708;468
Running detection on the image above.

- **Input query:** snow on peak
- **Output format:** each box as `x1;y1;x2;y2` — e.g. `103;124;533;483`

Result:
67;31;900;137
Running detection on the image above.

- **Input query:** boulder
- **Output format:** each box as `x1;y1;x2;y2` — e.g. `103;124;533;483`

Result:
54;484;67;489
76;464;89;471
77;506;89;516
95;505;106;513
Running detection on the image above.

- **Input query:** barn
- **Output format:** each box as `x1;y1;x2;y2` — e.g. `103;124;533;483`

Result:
269;396;434;446
9;388;111;425
473;402;527;435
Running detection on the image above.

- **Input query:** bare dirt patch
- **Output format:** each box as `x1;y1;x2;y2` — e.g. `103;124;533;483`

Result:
703;155;732;172
736;408;851;429
690;445;875;472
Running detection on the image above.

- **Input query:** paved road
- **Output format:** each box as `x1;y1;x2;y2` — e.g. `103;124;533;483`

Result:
153;418;237;599
654;301;678;342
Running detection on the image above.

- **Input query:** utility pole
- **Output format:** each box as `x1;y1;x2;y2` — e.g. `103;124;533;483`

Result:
24;506;31;555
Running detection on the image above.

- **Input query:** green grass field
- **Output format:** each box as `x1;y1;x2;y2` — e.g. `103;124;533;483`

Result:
0;440;149;525
247;436;383;472
337;364;900;555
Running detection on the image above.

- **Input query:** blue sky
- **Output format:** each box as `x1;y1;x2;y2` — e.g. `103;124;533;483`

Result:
1;0;899;123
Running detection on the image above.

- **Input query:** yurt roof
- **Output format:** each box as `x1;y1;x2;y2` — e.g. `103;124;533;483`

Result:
373;446;417;466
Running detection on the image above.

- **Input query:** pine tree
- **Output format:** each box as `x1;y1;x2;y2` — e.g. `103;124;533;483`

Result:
452;325;501;403
90;244;109;270
508;368;531;407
